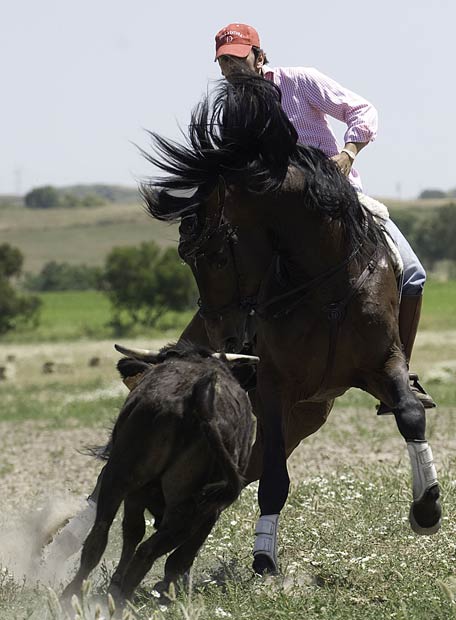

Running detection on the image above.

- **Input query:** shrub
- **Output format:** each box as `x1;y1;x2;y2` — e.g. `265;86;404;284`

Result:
0;244;41;335
23;261;103;291
102;241;196;331
24;186;60;209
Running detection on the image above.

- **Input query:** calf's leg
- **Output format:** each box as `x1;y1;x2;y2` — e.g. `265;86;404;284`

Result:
154;512;219;595
117;502;207;604
109;493;147;598
61;475;125;600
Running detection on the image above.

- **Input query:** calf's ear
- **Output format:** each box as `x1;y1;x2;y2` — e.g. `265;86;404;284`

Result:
191;372;216;420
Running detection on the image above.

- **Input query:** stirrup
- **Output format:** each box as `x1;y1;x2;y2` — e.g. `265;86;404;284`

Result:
377;373;437;415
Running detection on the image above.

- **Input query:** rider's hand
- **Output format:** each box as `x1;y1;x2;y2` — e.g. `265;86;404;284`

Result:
330;152;353;176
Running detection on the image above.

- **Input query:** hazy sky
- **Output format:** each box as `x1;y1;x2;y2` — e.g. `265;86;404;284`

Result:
2;0;455;198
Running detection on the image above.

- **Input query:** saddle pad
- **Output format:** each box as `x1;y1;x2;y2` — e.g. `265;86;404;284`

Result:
357;192;403;278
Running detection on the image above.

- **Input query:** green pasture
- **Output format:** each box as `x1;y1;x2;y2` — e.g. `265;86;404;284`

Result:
1;278;454;344
0;290;194;343
420;280;456;330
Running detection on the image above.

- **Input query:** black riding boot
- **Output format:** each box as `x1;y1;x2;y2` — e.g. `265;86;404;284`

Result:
377;294;436;414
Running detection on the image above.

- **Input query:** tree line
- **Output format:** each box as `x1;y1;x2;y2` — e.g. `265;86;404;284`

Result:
389;203;456;270
22;184;139;209
0;242;196;336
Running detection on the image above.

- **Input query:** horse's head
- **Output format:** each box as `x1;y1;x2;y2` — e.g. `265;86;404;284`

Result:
175;180;248;352
176;179;274;353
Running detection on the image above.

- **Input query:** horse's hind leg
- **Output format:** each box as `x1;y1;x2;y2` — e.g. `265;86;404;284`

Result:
366;359;441;535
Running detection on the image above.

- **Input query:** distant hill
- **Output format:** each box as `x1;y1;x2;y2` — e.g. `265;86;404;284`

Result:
0;193;176;274
0;184;139;208
1;190;454;276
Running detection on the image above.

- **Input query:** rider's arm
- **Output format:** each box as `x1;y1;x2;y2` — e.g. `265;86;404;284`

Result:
300;67;378;143
332;140;369;176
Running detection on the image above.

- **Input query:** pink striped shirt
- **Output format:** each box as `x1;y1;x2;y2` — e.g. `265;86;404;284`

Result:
263;66;378;191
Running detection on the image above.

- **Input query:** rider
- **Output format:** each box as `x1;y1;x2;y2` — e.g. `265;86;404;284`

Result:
214;23;435;413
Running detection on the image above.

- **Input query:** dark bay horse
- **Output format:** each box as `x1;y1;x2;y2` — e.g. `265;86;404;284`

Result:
141;74;441;574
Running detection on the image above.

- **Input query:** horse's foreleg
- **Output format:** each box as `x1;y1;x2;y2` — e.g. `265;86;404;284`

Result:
252;377;289;575
368;360;441;535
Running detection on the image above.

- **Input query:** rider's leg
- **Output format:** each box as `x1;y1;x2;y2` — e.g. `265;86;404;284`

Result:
378;218;435;412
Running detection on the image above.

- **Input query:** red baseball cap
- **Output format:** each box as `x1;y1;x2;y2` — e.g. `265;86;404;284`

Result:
215;23;260;59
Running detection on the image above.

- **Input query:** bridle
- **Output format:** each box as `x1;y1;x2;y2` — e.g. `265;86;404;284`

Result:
178;182;257;322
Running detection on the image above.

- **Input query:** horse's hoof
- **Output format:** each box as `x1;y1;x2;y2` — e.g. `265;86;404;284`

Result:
252;553;278;576
409;484;442;535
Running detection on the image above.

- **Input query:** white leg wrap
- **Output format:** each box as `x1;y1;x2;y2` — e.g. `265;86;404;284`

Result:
253;514;279;567
407;441;438;502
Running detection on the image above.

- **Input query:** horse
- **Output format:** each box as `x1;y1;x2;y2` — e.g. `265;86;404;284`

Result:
140;73;441;574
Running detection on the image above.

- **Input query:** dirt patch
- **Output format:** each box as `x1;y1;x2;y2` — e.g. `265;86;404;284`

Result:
0;420;103;512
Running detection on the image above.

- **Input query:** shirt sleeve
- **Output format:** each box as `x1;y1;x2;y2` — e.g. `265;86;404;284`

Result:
298;67;378;144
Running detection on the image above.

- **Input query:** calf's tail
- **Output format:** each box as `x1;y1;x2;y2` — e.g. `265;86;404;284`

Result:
191;373;244;506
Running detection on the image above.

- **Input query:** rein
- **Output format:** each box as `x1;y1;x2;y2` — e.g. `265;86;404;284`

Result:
195;223;257;321
180;183;256;322
255;243;363;320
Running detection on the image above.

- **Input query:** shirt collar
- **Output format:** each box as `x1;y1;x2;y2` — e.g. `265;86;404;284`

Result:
260;65;276;81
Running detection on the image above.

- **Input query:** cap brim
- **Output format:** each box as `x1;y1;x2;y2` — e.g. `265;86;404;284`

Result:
215;43;252;60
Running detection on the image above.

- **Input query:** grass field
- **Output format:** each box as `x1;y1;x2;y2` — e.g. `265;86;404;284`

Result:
1;278;454;345
0;290;195;343
0;201;177;273
0;284;455;619
0;193;455;619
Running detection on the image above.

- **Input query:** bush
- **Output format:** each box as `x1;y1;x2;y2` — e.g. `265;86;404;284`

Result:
24;186;60;209
414;203;456;268
0;244;41;335
418;189;447;199
24;185;107;209
102;241;196;331
23;261;103;291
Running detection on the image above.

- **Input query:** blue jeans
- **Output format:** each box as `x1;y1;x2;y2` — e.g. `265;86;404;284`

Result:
383;218;426;296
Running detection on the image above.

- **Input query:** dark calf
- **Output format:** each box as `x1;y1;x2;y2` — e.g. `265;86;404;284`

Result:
62;342;253;607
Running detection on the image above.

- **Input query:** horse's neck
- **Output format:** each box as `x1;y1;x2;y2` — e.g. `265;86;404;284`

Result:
269;206;345;277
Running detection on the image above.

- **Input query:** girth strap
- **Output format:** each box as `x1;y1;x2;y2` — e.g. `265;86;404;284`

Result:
318;249;379;392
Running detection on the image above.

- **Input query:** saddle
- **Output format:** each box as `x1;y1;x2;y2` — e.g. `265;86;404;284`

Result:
357;193;403;280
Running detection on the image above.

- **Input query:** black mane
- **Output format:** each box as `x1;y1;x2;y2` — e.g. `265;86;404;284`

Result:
141;72;386;255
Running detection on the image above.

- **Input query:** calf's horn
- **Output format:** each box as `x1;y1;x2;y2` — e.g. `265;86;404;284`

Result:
114;344;160;360
212;353;260;363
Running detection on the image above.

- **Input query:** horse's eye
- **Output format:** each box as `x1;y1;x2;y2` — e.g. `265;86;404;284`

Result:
180;215;199;237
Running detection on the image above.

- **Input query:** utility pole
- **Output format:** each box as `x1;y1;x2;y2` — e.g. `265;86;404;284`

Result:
14;167;23;196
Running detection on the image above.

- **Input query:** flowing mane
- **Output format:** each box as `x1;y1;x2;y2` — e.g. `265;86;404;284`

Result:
141;72;386;255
